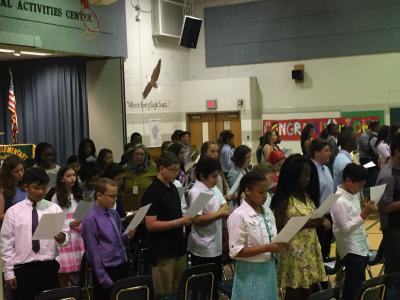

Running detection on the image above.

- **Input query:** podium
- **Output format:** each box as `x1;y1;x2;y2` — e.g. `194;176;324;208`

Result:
0;144;36;161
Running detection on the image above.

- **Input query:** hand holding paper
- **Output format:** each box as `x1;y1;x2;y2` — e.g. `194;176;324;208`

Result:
272;216;309;243
184;192;213;218
124;204;152;235
32;211;68;240
370;184;386;204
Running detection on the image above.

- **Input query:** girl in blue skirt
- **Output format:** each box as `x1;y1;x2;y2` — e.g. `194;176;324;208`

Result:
227;172;289;300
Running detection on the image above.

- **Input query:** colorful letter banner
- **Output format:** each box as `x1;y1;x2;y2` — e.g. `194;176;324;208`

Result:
263;116;380;141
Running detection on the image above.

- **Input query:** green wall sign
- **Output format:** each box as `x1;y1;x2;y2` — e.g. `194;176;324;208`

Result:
0;0;127;57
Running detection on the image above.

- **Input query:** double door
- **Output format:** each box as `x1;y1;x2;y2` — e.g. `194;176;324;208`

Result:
187;112;241;151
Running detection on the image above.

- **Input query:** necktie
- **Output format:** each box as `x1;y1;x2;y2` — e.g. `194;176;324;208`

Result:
106;211;128;262
32;203;40;253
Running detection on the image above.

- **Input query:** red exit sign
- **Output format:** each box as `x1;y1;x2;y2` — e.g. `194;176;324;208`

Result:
206;99;217;109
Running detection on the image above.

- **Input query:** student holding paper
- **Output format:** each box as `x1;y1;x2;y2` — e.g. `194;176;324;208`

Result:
141;152;194;298
271;154;329;300
331;163;375;300
0;168;68;300
228;172;289;300
187;158;230;286
82;178;135;300
51;166;85;287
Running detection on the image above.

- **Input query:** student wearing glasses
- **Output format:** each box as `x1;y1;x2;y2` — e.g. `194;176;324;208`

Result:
141;152;194;298
82;178;135;300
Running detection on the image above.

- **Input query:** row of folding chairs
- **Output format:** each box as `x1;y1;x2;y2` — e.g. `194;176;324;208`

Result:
36;262;220;300
308;274;387;300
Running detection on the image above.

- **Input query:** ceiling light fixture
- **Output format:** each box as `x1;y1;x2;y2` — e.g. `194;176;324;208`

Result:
20;51;52;56
0;48;15;53
13;52;21;56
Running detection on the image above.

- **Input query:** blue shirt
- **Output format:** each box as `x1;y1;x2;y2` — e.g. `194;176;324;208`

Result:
220;144;234;173
11;186;28;206
333;150;352;190
82;204;127;288
312;159;334;205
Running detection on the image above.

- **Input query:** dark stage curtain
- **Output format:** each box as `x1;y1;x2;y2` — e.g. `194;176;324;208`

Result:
0;57;89;164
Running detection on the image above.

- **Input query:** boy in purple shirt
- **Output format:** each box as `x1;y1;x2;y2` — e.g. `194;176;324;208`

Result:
82;178;135;300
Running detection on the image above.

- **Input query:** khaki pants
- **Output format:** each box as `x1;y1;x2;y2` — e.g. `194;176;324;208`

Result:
152;255;187;296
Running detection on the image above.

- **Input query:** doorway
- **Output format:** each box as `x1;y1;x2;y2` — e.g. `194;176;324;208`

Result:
187;112;242;151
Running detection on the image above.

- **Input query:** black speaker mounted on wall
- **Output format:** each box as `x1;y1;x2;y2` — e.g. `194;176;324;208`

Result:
292;69;304;81
179;15;202;49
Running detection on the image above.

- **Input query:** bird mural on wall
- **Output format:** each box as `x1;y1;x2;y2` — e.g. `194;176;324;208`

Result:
142;59;161;99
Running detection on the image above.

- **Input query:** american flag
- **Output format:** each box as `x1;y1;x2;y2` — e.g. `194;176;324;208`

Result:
8;69;18;144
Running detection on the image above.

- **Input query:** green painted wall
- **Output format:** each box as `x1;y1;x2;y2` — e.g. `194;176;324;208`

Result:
0;0;127;57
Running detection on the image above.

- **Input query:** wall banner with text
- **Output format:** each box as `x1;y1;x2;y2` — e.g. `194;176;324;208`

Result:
263;116;380;141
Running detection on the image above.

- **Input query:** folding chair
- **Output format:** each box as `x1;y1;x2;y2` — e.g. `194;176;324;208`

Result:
366;240;384;278
36;286;81;300
176;263;219;300
308;286;340;300
109;275;154;300
78;253;93;300
355;275;386;300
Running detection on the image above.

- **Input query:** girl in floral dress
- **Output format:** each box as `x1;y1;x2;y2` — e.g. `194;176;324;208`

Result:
52;166;85;287
271;154;331;300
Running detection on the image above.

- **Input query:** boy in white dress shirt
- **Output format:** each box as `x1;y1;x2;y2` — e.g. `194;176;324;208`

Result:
0;167;68;300
331;163;376;300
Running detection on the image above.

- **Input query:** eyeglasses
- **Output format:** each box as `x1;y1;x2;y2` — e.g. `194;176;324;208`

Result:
103;193;117;199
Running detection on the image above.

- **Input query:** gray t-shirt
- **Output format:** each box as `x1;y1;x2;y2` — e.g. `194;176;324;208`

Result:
376;162;400;229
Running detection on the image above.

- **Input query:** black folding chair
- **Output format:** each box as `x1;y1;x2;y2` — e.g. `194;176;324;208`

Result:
366;240;384;278
176;263;219;300
355;275;386;300
308;286;340;300
109;275;154;300
36;286;81;300
217;278;233;299
78;253;93;300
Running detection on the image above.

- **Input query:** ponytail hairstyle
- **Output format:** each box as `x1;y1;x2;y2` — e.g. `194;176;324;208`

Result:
55;166;83;209
237;171;267;201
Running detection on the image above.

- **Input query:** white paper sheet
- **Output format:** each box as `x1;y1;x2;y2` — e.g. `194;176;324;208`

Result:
363;161;376;169
223;121;231;130
272;216;309;243
310;194;340;219
148;119;162;147
370;184;387;204
184;192;213;218
32;211;68;240
124;204;152;234
227;173;244;196
73;201;94;220
177;186;185;199
184;162;195;173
